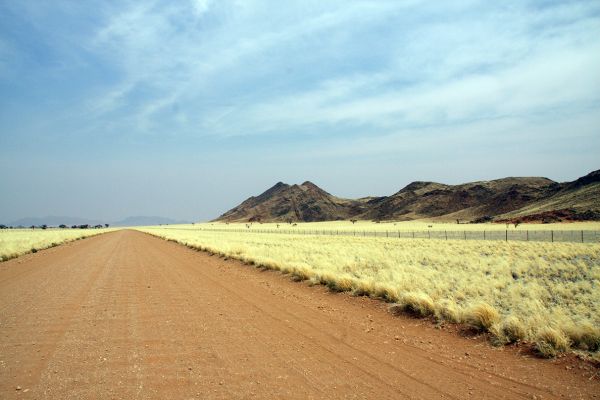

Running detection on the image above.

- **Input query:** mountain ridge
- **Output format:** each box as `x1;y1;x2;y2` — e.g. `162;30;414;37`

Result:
214;169;600;223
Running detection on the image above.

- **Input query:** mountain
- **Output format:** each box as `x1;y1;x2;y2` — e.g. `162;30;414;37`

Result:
361;177;555;221
496;169;600;223
214;169;600;223
8;216;105;227
111;216;189;227
215;181;370;222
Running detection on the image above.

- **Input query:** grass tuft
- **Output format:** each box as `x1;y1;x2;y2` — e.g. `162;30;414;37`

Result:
534;327;570;358
399;292;435;317
465;303;500;331
497;316;527;344
564;323;600;352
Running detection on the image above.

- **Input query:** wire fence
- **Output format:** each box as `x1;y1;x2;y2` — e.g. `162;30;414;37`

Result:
156;227;600;243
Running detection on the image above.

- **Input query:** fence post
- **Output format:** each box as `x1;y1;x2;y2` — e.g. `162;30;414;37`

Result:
551;230;554;242
505;230;508;241
483;230;486;240
386;231;388;238
526;230;529;241
464;231;466;240
581;230;584;243
445;230;447;240
412;231;415;239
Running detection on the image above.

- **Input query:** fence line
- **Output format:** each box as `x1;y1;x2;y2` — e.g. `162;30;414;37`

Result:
155;226;600;243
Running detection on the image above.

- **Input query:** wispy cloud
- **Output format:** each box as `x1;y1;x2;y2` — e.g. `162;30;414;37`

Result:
1;0;599;220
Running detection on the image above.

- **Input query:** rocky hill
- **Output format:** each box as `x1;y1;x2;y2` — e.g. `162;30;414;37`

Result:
214;169;600;223
215;181;370;222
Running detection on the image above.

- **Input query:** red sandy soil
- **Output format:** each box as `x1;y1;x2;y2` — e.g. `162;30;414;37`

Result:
0;230;597;399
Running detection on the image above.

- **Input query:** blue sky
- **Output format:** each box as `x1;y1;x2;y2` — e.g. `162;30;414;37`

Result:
1;0;599;222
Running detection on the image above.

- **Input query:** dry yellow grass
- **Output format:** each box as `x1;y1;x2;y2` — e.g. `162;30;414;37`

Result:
188;220;600;232
0;229;113;261
139;225;600;357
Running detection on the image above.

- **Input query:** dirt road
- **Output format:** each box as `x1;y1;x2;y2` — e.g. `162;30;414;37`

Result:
0;230;597;399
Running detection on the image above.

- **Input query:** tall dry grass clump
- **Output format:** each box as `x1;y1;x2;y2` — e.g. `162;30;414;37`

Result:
138;226;600;358
465;303;501;331
534;327;570;358
389;292;435;318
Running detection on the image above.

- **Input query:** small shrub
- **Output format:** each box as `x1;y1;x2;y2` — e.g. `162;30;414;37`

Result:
31;248;38;253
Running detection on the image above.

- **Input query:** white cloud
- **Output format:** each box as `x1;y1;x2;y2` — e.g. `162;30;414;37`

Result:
191;0;211;16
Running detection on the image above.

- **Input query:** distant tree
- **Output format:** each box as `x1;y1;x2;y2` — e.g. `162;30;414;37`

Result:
59;224;67;229
104;224;109;228
350;219;357;224
0;224;7;229
514;222;520;229
41;224;47;230
71;225;77;229
30;225;35;229
456;219;460;224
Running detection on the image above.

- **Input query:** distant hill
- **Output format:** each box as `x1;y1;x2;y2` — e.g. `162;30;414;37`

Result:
361;177;555;221
8;216;105;227
215;181;371;222
496;169;600;223
111;216;189;227
214;169;600;223
6;215;189;228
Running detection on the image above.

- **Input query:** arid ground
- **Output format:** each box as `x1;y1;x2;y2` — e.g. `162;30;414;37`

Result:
0;230;598;399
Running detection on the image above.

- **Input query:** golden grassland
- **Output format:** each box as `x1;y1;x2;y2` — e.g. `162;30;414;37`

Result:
183;220;600;232
0;228;113;261
140;225;600;358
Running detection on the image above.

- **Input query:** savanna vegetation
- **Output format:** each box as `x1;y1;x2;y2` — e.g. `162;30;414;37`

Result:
0;228;113;262
140;223;600;358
